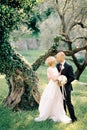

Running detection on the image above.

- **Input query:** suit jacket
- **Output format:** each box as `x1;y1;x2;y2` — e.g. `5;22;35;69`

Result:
56;62;75;91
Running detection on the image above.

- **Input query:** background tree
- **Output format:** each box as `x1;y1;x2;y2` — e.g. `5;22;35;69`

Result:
38;0;87;80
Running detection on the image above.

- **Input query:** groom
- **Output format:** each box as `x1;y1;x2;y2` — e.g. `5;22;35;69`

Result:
56;51;77;123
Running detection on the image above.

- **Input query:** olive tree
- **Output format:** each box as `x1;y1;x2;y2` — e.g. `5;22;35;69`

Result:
0;0;41;110
39;0;87;79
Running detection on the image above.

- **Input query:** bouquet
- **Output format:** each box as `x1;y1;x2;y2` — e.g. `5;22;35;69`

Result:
57;75;67;87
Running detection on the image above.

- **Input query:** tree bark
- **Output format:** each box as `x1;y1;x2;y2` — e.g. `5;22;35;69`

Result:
3;52;41;110
1;36;59;111
32;42;59;71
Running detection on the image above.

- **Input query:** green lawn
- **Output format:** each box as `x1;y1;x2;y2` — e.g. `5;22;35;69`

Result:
0;50;87;130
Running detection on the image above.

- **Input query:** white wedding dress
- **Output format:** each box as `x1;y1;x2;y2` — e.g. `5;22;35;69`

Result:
35;67;71;124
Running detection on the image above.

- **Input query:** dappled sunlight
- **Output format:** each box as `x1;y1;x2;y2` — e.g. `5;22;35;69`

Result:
71;80;78;86
72;80;87;98
15;114;33;129
0;75;5;79
0;76;8;100
72;80;87;89
38;83;48;94
64;123;84;130
13;111;55;130
80;97;87;103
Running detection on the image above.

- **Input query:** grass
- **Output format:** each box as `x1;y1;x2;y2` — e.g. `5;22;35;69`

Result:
0;50;87;130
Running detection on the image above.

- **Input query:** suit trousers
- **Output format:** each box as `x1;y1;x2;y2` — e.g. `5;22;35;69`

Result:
63;88;76;120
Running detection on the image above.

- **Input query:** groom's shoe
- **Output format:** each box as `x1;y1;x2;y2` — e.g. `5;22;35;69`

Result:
72;117;77;123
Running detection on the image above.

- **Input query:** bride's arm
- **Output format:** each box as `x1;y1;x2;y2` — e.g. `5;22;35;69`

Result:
47;68;58;81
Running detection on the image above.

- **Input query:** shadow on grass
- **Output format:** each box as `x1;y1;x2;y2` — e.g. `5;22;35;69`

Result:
13;110;71;130
0;103;14;130
16;119;55;130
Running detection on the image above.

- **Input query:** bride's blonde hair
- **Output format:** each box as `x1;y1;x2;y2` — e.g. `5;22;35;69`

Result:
45;56;57;66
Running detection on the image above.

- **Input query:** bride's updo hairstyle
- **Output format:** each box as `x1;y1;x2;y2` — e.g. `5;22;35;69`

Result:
45;56;57;67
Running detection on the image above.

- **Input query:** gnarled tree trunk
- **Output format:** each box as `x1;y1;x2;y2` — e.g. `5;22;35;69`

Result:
3;52;41;110
3;39;59;110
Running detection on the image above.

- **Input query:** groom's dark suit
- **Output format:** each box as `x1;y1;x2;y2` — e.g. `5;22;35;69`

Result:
56;62;77;122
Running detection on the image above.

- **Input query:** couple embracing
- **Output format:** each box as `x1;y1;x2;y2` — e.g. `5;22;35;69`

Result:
35;51;77;124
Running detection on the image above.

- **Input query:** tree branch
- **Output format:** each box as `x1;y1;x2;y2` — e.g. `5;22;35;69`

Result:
69;22;87;32
73;36;87;42
63;0;68;9
32;42;59;71
61;37;72;44
55;1;62;19
32;41;87;71
63;44;87;56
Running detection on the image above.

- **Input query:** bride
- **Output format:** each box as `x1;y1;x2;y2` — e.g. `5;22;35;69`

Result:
34;56;71;124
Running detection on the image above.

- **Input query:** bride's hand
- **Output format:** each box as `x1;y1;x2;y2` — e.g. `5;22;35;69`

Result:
57;80;62;87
